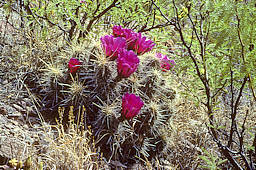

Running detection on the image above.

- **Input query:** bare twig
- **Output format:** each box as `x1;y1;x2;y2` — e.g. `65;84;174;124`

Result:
85;0;119;35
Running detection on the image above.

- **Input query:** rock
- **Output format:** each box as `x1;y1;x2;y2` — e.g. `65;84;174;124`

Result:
0;115;34;160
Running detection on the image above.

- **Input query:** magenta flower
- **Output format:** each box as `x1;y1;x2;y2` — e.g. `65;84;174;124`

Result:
101;35;127;60
117;49;139;78
68;58;82;73
112;26;137;50
112;25;126;37
155;53;176;72
134;32;155;55
112;26;155;55
112;25;133;39
122;93;144;119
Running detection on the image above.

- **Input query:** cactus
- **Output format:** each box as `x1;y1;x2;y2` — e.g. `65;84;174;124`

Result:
23;26;176;167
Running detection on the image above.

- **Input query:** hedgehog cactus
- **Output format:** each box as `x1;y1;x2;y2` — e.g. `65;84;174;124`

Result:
27;25;176;167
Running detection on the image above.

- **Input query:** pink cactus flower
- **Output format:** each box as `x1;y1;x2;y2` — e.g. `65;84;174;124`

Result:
68;58;82;73
112;26;155;55
112;25;137;50
117;49;139;78
112;25;133;39
155;53;176;72
101;35;127;60
122;93;144;119
112;25;126;37
134;32;155;55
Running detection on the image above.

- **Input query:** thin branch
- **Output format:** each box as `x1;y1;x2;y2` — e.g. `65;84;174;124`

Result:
68;6;80;40
212;79;228;99
151;0;175;25
228;68;235;148
236;110;253;170
93;0;101;16
139;22;172;32
24;1;42;26
31;8;67;33
239;110;248;149
253;133;256;155
234;76;248;117
248;75;256;101
85;0;118;35
209;125;244;170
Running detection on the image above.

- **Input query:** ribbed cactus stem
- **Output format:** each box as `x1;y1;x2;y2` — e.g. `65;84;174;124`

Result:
108;75;122;90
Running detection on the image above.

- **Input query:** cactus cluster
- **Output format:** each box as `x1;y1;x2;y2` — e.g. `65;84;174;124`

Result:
25;25;176;166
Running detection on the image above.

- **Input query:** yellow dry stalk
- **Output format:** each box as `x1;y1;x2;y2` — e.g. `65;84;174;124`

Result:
9;158;18;168
75;105;87;134
58;106;65;124
80;105;86;129
87;125;92;136
92;136;96;153
24;156;32;169
38;161;43;170
17;160;23;169
68;106;75;125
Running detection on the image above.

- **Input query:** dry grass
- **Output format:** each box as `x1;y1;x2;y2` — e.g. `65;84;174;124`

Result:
1;107;110;170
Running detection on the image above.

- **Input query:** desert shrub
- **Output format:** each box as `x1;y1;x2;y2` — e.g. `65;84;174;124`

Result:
151;0;256;169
